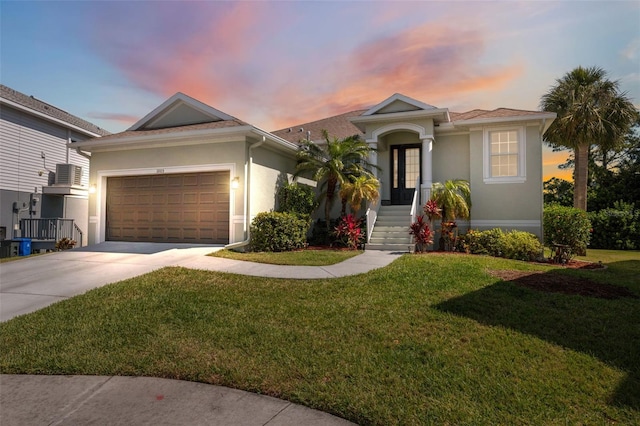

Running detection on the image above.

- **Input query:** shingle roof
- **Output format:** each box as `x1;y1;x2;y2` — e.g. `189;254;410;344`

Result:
0;84;110;136
272;109;368;143
274;107;553;143
91;119;248;143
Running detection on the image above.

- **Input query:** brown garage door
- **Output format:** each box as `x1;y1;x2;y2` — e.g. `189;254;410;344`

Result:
106;172;229;244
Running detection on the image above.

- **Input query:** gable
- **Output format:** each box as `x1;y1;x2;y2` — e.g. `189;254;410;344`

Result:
375;99;422;114
362;93;440;116
129;92;235;131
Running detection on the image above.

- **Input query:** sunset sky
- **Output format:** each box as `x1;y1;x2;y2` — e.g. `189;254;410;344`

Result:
2;1;639;181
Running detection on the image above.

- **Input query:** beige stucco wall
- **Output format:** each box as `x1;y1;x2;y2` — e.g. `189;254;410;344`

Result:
468;124;544;237
432;133;470;183
250;146;297;216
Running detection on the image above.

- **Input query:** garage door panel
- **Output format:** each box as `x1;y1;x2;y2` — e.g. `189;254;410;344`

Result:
107;172;229;244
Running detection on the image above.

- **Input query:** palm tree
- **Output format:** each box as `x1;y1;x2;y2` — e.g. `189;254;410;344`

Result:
295;130;377;235
339;174;380;216
430;179;471;250
540;66;638;211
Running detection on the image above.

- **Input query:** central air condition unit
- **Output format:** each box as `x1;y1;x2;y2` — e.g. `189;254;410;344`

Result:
55;164;83;186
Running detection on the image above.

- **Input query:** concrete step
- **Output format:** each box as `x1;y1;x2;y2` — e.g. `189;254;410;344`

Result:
366;243;411;251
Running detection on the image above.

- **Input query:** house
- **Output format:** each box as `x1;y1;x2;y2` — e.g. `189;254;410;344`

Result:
0;85;109;250
73;92;555;250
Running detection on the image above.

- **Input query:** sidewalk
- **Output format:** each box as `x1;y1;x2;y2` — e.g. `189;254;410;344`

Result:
1;375;355;425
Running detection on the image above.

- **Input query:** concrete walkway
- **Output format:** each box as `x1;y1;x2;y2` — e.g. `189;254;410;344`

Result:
1;242;405;425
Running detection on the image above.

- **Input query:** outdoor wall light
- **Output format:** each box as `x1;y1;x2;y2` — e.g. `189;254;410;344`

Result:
231;177;240;189
89;184;97;194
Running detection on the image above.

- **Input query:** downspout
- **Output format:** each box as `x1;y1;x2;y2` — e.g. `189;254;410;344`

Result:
539;118;547;251
224;136;266;250
75;147;91;160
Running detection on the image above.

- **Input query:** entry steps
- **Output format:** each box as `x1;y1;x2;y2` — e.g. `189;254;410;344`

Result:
367;205;413;251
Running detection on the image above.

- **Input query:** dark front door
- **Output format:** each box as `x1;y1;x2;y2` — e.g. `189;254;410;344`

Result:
391;144;421;205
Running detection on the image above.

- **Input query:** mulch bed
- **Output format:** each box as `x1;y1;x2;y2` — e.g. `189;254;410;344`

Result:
488;269;638;300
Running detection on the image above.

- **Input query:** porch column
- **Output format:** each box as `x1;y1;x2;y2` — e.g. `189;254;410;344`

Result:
421;136;434;204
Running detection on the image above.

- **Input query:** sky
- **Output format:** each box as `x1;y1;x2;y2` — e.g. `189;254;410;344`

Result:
1;0;639;181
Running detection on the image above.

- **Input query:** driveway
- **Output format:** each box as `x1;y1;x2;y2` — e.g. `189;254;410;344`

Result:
0;242;222;322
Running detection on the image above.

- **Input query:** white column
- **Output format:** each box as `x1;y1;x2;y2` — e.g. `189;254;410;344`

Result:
421;136;434;203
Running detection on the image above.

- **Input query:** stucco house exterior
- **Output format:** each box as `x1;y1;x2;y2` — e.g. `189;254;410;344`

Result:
73;92;555;250
0;85;109;250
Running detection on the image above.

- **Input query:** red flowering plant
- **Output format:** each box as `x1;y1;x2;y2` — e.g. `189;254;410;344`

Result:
423;199;442;222
334;214;364;250
441;221;458;252
409;215;434;253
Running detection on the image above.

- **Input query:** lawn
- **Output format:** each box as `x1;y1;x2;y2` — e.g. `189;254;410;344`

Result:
1;251;638;425
209;248;362;265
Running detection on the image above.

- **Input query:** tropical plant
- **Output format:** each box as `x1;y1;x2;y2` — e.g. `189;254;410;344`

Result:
276;182;317;219
334;214;364;250
295;130;377;237
543;204;591;258
409;215;434;253
540;66;638;211
339;175;380;216
430;180;471;250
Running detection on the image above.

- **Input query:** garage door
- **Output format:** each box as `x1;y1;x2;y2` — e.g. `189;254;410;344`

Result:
106;172;229;244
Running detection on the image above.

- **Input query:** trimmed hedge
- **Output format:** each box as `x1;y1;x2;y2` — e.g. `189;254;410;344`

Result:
588;202;640;250
276;182;317;219
543;205;591;256
250;212;308;252
458;229;543;261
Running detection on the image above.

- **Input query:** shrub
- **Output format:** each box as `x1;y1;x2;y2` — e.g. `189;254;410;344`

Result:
334;215;364;250
458;229;542;261
588;202;640;250
501;231;544;261
543;205;591;257
55;238;76;251
459;228;504;257
276;182;317;219
250;212;308;252
409;215;434;252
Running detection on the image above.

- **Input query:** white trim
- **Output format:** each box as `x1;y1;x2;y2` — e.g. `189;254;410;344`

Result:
95;163;236;244
454;112;556;127
483;126;526;184
361;93;439;116
366;122;429;143
128;92;234;131
470;220;540;228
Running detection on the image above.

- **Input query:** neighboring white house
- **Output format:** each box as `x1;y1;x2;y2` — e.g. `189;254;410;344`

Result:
0;85;109;249
73;92;555;250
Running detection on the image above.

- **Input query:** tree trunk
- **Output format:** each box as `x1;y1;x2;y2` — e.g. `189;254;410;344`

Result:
573;143;589;211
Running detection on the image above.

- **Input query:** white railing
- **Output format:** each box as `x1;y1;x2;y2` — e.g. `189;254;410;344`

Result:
409;175;421;222
365;199;380;243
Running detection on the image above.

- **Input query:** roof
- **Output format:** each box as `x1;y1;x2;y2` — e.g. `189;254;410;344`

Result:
272;109;367;143
0;84;110;137
93;118;248;143
273;106;554;143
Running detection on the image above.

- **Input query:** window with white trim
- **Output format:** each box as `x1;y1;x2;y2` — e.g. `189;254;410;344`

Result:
483;127;526;183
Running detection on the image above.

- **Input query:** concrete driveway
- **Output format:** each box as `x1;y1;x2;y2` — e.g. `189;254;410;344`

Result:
0;242;222;322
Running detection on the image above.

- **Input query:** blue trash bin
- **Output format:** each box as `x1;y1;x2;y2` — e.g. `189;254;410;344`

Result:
14;238;32;256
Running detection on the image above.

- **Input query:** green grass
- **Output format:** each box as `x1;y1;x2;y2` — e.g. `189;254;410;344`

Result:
1;251;639;425
209;248;362;266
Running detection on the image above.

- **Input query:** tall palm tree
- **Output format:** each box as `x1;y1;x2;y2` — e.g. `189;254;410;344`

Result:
540;66;638;210
295;130;377;234
339;174;380;216
431;180;471;250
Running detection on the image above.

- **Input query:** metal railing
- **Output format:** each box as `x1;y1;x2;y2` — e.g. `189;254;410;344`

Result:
20;218;83;246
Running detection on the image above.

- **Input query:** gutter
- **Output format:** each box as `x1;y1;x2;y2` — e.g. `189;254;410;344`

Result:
224;136;266;251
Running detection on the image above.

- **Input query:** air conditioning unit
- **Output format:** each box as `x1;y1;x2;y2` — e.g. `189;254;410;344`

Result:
55;164;83;186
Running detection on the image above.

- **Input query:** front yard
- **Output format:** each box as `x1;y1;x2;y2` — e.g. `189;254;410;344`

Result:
1;251;638;425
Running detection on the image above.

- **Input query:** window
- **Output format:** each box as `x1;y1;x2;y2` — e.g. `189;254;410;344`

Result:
484;127;526;183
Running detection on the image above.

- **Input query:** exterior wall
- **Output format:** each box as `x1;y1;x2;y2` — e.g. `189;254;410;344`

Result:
432;133;470;183
250;146;297;217
468;124;544;238
87;140;247;245
0;104;91;238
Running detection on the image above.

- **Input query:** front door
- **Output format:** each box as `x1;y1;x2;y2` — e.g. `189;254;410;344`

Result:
391;144;421;205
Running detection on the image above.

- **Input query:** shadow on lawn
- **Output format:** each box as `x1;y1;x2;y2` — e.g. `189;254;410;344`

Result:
435;262;640;409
